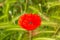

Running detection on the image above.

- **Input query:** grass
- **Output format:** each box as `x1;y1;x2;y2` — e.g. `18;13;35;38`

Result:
0;0;60;40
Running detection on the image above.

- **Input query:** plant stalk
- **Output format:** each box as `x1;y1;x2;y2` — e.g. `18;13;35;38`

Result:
29;31;32;40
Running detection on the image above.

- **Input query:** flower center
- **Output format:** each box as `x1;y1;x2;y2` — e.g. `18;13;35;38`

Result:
29;22;33;24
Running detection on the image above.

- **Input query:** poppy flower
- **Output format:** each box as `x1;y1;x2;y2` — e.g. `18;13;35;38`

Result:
18;13;41;31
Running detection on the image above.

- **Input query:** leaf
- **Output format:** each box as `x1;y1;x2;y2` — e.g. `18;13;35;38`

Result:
47;5;60;23
33;38;55;40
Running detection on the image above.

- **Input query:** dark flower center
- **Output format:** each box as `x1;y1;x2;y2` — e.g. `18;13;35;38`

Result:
29;22;33;24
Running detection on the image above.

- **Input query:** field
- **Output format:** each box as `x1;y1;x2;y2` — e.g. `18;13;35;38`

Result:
0;0;60;40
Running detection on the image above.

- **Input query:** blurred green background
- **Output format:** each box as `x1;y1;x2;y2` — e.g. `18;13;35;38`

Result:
0;0;60;40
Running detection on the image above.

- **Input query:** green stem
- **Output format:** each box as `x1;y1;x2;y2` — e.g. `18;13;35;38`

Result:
29;31;32;40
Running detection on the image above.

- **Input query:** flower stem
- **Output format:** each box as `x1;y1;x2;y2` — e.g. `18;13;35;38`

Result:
29;31;32;40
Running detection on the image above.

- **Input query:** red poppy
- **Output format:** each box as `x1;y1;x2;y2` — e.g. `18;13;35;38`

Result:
18;13;41;31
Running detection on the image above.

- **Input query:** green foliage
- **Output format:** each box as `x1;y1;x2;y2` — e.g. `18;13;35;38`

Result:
0;0;60;40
